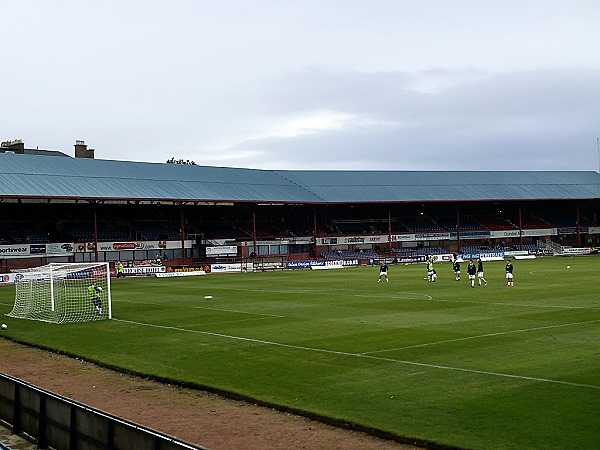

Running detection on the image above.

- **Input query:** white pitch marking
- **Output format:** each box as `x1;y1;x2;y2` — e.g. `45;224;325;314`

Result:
114;318;600;391
361;318;600;354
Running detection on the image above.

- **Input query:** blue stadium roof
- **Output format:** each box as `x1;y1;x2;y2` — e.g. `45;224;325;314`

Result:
277;170;600;202
1;152;599;204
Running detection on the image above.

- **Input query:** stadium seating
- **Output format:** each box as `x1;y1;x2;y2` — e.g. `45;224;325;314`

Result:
321;250;379;260
333;220;382;234
520;244;540;253
2;227;49;244
514;216;550;229
399;217;443;232
542;213;592;227
436;216;483;231
391;246;448;256
132;223;181;240
62;226;94;242
63;225;130;242
199;224;251;239
474;217;516;230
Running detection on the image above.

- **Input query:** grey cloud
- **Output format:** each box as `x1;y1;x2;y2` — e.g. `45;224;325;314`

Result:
222;68;600;170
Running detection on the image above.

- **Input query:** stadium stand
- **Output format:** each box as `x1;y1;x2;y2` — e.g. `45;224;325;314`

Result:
391;247;448;257
0;149;599;269
332;220;383;235
514;215;551;229
390;221;411;233
436;216;483;231
474;217;516;230
63;225;130;242
131;222;181;240
199;223;251;240
399;217;443;232
62;225;94;242
520;244;540;253
321;250;379;260
542;213;593;227
2;226;49;244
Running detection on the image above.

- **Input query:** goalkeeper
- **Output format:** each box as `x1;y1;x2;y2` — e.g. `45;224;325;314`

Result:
88;281;103;315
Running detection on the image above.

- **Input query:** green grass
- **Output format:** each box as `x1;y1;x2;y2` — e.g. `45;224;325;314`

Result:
1;257;600;449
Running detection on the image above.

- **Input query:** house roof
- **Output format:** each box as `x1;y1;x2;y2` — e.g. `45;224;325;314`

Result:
1;152;599;204
0;147;70;157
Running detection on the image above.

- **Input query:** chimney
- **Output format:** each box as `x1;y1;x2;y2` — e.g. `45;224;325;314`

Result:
74;140;95;158
1;139;25;154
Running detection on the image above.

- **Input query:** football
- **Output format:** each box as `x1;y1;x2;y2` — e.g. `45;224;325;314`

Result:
204;295;213;300
96;286;103;292
1;323;7;330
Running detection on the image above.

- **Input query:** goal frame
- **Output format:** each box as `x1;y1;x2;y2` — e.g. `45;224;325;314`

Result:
7;262;112;323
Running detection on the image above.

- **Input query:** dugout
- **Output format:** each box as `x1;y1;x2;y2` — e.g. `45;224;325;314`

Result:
242;255;288;272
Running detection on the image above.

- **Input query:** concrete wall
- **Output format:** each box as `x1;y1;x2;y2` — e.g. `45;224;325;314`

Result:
0;373;206;450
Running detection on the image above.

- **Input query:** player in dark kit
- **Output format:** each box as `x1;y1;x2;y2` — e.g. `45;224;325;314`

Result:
467;260;476;288
378;263;389;283
453;260;461;281
505;260;514;287
477;258;488;286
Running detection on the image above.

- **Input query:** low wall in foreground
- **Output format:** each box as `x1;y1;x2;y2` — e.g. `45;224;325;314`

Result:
0;373;206;450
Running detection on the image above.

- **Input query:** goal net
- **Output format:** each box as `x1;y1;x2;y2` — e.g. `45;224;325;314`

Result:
7;262;112;324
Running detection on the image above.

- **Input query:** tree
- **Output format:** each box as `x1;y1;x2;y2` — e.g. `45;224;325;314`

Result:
166;157;197;165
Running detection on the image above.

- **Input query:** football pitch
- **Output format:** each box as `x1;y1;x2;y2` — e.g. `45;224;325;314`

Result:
1;257;599;449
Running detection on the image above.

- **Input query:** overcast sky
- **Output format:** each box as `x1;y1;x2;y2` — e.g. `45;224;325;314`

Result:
2;1;600;171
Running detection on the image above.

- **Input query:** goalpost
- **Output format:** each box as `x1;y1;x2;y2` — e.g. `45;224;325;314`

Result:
7;262;112;324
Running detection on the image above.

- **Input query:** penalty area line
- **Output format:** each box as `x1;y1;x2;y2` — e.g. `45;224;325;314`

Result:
113;318;600;391
362;318;600;354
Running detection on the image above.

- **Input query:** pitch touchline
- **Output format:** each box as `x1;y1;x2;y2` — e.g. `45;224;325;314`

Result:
361;318;600;354
114;318;600;391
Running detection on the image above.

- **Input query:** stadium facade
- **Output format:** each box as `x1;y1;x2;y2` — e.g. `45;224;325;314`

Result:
1;140;599;272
